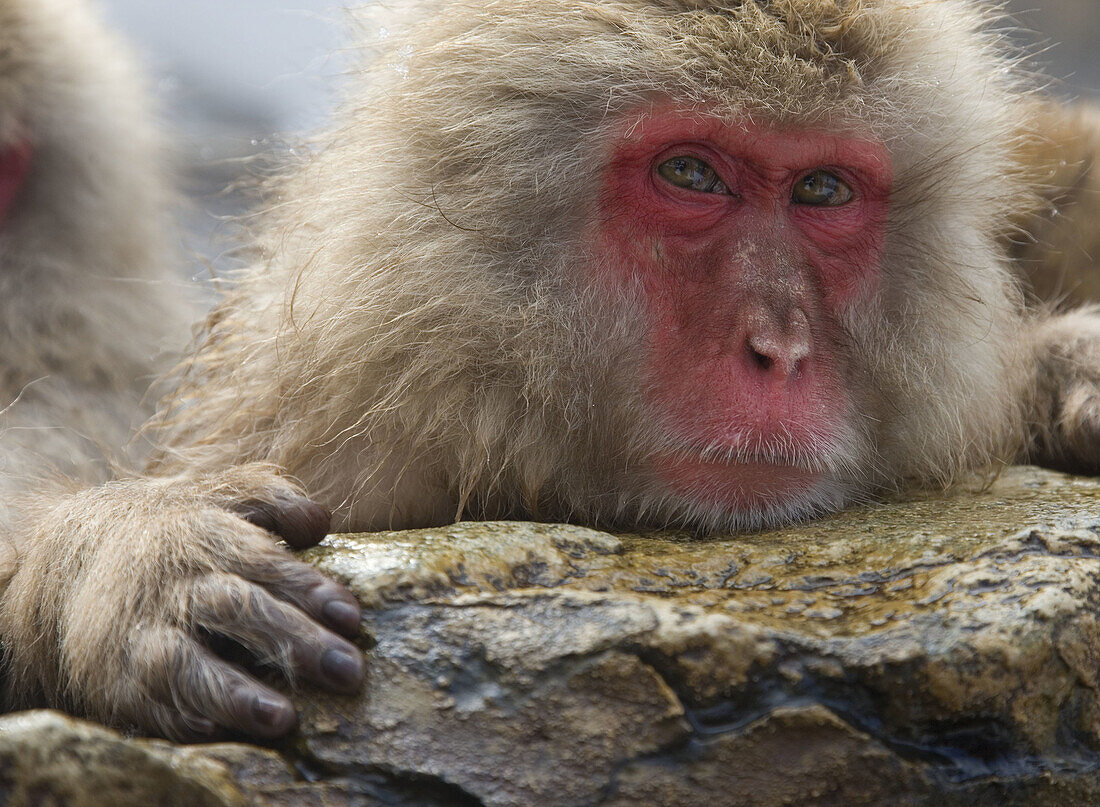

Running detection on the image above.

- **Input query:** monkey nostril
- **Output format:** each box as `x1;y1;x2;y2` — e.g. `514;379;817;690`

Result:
750;346;774;371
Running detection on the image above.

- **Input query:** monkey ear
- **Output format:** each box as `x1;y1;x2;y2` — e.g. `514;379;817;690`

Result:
234;498;332;549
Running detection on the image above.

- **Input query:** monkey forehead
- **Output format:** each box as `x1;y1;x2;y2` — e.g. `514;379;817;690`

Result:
608;106;893;184
364;0;1011;114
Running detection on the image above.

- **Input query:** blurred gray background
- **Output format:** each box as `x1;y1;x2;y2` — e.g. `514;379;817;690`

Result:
1005;0;1100;96
99;0;348;278
95;0;1100;275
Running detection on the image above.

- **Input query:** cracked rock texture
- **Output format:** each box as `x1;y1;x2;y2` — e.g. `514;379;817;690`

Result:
6;466;1100;806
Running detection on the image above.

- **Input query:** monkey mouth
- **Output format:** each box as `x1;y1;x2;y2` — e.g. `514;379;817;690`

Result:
651;449;827;515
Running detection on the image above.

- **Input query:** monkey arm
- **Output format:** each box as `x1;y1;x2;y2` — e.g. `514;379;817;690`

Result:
0;465;364;741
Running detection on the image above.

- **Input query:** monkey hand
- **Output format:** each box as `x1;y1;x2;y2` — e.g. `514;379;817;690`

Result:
0;465;364;741
1031;309;1100;472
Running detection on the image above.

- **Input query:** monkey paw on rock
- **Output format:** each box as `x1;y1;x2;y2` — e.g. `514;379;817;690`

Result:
1032;310;1100;472
0;466;364;742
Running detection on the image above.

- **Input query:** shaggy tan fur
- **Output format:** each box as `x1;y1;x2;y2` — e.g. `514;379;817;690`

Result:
5;0;1100;740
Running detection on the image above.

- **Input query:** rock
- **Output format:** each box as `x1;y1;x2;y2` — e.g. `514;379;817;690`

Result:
0;710;388;807
6;466;1100;806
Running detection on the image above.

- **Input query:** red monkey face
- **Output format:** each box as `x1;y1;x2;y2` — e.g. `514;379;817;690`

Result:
594;109;893;523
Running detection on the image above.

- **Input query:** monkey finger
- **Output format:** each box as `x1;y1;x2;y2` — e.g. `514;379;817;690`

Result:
174;656;299;739
136;626;299;739
234;547;363;638
146;702;221;744
190;573;365;694
233;495;332;549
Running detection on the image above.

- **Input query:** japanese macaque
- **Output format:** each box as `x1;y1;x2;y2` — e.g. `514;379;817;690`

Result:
0;0;182;498
0;0;363;740
3;0;1098;741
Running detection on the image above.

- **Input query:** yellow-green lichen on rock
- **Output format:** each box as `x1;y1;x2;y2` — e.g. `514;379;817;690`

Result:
6;466;1100;806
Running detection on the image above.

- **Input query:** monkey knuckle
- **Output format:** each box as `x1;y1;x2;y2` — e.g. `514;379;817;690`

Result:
274;557;330;592
187;572;253;623
278;573;350;623
206;468;311;511
195;502;265;538
215;461;295;488
255;478;312;504
235;585;296;634
296;576;339;609
236;548;319;593
187;572;314;649
125;624;190;695
231;499;282;535
186;661;238;707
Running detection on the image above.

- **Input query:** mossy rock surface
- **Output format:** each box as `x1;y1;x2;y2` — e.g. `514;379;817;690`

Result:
6;466;1100;806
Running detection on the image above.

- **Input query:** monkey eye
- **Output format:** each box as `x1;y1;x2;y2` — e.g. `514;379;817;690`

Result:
792;170;854;206
657;156;730;194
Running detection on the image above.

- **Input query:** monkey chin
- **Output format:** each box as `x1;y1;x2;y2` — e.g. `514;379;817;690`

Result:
652;454;858;532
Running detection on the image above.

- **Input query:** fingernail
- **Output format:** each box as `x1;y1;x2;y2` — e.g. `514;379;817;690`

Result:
321;648;364;691
322;599;361;633
252;694;294;731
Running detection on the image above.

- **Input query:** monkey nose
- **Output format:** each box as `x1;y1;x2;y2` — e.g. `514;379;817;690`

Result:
745;310;810;378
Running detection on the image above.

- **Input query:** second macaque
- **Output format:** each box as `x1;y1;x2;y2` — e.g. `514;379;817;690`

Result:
0;0;363;741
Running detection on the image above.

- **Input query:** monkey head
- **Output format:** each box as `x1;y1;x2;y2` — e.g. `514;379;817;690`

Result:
0;0;171;285
172;0;1034;534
